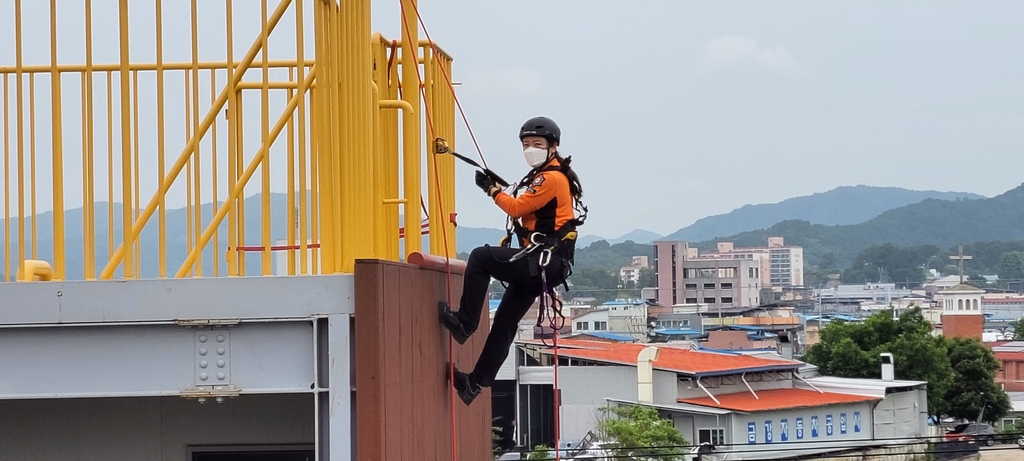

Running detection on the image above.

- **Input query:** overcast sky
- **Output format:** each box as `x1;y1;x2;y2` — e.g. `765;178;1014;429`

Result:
373;0;1024;237
2;1;1023;241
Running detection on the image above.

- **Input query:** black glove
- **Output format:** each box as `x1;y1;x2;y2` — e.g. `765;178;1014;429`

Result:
475;170;501;198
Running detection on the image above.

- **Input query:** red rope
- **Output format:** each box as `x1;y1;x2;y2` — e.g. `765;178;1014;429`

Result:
412;7;489;171
398;3;459;460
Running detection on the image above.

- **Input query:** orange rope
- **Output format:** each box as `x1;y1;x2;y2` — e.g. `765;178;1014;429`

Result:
414;10;566;457
398;3;459;460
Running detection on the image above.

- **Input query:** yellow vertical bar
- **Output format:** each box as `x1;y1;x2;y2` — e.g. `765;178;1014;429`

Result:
132;70;141;278
295;0;308;275
3;74;9;282
106;71;113;262
13;0;26;276
424;45;440;256
29;75;37;260
356;0;373;263
191;0;202;277
117;0;133;279
445;57;456;253
49;0;67;280
325;2;342;274
235;94;246;276
210;69;219;277
80;74;89;277
260;0;272;276
286;66;296;275
401;0;421;258
370;38;385;259
338;0;352;272
225;0;238;276
185;71;193;268
315;1;335;275
387;46;400;260
83;0;96;280
155;0;167;278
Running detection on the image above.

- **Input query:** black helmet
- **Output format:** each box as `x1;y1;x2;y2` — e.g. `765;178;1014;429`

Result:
519;116;560;144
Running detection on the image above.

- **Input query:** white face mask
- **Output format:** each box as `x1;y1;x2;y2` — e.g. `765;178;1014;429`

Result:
523;146;550;168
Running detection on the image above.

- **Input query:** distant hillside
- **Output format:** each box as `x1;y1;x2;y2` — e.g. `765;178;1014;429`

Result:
576;229;662;247
694;184;1024;268
664;185;983;242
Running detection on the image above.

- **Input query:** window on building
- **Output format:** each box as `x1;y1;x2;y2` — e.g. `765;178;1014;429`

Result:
718;268;736;278
685;298;698;304
958;299;964;310
594;321;607;331
721;297;734;304
682;319;690;326
703;283;716;290
721;282;733;289
685;283;698;290
576;322;589;331
704;297;715;304
974;299;979;310
698;428;725;446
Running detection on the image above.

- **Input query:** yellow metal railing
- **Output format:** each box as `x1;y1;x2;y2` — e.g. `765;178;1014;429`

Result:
0;0;457;281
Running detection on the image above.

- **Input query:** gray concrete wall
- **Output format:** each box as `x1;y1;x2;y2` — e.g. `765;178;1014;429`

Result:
557;367;677;440
0;394;314;461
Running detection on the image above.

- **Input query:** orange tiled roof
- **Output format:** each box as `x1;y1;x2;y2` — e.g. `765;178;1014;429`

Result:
528;339;802;376
679;388;879;412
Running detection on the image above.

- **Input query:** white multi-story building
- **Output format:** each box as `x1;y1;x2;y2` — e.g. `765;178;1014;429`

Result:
654;238;804;307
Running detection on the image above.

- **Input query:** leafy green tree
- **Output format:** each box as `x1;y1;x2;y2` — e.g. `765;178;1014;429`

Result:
945;338;1012;423
598;405;687;460
636;267;657;289
998;251;1024;283
1013;319;1024;340
804;308;954;417
524;445;552;460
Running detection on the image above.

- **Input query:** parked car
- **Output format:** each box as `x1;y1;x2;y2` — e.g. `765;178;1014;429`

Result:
1018;435;1024;449
944;423;998;446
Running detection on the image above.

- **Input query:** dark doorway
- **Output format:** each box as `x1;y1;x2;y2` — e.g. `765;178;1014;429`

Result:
192;449;314;461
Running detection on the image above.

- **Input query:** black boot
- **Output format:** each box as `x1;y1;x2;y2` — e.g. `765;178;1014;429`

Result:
439;301;470;345
445;363;481;406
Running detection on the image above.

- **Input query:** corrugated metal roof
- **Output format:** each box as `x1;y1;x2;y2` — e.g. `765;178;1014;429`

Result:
679;388;880;412
525;339;802;377
605;398;733;415
796;376;928;398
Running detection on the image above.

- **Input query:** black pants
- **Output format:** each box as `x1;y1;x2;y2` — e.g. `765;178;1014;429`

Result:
456;245;565;387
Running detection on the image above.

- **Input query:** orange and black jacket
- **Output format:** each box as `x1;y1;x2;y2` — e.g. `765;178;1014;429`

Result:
493;159;576;247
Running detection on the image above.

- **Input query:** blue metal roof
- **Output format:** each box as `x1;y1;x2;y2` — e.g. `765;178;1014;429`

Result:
578;331;636;342
601;299;643;306
654;328;703;336
489;299;501;311
696;345;779;355
706;325;767;332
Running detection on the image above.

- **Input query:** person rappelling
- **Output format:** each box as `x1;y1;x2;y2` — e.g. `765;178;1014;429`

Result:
440;116;587;405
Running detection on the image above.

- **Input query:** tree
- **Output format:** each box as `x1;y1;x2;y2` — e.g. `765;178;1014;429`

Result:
997;251;1024;283
944;338;1012;423
598;404;687;460
804;308;953;417
637;267;657;289
1013;319;1024;340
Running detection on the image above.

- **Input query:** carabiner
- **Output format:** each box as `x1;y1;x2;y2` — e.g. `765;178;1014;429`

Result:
538;249;552;268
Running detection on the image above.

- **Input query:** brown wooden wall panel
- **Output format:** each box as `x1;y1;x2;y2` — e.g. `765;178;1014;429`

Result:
355;259;492;461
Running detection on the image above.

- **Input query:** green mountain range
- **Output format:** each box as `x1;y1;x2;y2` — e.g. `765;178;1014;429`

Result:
663;185;983;242
690;183;1024;269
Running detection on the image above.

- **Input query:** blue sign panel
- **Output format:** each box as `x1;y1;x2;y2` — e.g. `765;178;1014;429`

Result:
796;417;804;440
748;422;757;444
854;411;862;433
826;414;834;436
840;413;847;434
811;416;819;438
780;419;789;442
765;420;773;444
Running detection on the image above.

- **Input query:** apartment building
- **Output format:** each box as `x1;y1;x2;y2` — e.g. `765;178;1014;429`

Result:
654;238;804;307
619;256;650;285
